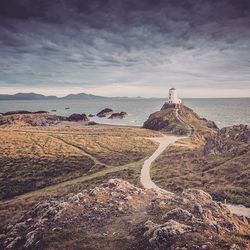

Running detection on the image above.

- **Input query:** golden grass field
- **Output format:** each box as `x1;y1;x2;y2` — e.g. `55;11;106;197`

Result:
0;126;159;200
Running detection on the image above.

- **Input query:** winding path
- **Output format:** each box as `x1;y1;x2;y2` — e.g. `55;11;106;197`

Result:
140;135;180;195
140;133;250;218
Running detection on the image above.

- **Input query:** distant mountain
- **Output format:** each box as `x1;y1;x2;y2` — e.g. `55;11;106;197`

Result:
61;93;107;100
0;93;58;100
0;92;162;100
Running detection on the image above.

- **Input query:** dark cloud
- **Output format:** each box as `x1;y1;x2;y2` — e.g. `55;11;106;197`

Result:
0;0;249;96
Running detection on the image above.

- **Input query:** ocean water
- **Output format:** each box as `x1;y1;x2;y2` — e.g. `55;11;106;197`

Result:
0;98;249;128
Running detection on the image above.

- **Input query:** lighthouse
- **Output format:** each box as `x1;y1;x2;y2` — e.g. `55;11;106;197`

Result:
168;88;181;105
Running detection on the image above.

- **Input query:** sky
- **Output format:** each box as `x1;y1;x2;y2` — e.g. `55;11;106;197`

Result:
0;0;250;98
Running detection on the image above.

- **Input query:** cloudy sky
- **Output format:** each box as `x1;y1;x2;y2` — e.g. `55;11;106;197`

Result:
0;0;250;97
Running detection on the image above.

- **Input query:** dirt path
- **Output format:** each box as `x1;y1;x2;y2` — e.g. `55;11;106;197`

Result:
140;135;180;195
140;134;250;218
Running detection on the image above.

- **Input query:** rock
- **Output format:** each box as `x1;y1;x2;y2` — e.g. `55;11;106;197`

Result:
161;102;179;110
201;118;218;129
88;114;95;117
0;234;5;240
143;103;217;135
2;179;249;249
182;189;213;202
88;121;98;126
163;208;195;222
67;113;89;122
23;230;39;248
97;108;113;117
144;219;193;248
108;112;128;119
2;110;48;116
204;124;250;155
0;113;67;127
230;244;241;250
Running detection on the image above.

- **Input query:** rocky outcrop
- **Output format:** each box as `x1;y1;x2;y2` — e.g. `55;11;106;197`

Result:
67;113;89;122
88;114;95;117
108;112;128;119
201;118;218;129
204;124;250;155
0;112;94;128
0;113;67;127
97;108;113;117
2;110;48;116
1;179;249;249
143;103;218;136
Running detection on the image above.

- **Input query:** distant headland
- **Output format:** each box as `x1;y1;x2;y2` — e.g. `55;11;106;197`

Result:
0;92;160;101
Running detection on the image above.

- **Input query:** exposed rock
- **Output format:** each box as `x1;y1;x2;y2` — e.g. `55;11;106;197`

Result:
67;113;89;122
88;114;95;117
2;179;249;249
97;108;113;117
144;219;193;248
108;112;128;119
88;121;98;126
200;118;218;129
204;124;250;155
161;102;180;110
2;110;48;116
162;208;195;222
143;103;218;136
0;113;67;127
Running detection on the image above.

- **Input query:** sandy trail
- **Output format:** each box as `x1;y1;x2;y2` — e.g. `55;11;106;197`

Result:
140;135;180;195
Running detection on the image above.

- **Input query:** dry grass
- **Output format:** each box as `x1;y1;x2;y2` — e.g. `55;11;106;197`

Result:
151;137;250;206
0;126;158;200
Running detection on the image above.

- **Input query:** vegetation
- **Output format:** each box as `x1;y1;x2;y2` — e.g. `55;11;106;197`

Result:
151;135;250;206
0;126;158;200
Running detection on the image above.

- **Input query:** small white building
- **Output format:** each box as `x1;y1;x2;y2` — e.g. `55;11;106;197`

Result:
168;88;182;104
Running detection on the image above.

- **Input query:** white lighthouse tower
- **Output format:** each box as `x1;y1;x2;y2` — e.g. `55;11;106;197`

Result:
168;88;181;105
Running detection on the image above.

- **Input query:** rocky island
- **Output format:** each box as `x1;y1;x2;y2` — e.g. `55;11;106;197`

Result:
143;102;218;135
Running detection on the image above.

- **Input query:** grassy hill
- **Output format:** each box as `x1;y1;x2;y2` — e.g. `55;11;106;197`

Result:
151;125;250;206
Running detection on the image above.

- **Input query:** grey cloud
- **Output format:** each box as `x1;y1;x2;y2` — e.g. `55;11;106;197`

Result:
0;0;249;95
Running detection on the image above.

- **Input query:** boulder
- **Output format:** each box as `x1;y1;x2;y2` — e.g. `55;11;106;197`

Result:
88;114;95;117
108;112;128;119
97;108;113;117
67;113;89;122
88;121;98;126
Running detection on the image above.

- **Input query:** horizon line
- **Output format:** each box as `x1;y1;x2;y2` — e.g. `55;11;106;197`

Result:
0;92;250;99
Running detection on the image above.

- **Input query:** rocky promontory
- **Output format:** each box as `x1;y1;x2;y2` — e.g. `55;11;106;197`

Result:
1;179;249;249
0;112;91;128
1;110;48;116
143;103;218;135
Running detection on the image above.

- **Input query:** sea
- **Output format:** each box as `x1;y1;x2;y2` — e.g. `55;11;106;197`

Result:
0;98;249;128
